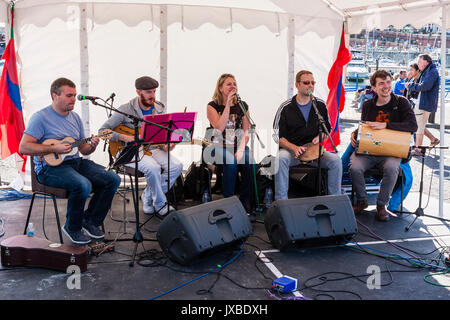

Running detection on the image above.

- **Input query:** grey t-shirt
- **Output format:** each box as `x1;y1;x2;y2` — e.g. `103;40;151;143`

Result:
24;106;85;174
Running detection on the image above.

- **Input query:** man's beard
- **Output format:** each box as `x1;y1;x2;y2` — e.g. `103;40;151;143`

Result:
139;93;155;108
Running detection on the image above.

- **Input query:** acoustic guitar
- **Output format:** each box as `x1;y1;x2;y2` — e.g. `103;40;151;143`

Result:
109;125;210;159
42;129;112;166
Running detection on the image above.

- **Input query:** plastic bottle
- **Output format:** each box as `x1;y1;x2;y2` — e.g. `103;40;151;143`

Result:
264;186;273;208
202;190;211;203
26;222;35;237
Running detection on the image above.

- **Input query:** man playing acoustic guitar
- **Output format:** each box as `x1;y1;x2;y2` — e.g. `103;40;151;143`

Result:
19;78;121;245
350;70;417;221
99;76;183;216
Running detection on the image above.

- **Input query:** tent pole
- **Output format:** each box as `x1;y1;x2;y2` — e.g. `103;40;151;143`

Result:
160;5;168;107
79;3;90;139
439;4;446;218
287;15;295;99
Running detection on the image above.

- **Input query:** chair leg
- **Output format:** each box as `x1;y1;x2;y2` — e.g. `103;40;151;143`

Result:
170;186;178;210
400;173;404;214
24;193;37;235
351;185;355;204
51;195;64;244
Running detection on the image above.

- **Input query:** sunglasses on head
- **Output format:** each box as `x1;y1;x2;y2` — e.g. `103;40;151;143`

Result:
299;81;316;85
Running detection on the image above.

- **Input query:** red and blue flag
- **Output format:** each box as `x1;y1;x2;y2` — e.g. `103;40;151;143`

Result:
0;4;26;171
324;25;352;151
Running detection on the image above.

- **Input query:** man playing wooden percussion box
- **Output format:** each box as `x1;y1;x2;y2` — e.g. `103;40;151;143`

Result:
350;70;417;221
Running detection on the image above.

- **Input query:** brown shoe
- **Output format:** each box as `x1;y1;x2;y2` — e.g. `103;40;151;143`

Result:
376;205;390;222
430;138;440;148
352;199;368;214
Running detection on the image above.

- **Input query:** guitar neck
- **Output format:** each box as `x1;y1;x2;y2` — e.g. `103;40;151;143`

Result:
71;137;92;149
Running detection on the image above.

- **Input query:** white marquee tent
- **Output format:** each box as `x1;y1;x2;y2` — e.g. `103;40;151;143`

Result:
2;0;447;215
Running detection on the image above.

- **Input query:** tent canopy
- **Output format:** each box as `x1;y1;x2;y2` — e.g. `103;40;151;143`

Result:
1;0;448;168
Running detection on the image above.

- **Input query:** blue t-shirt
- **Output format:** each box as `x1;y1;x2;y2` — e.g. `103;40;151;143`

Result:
141;106;154;116
24;106;85;174
394;78;405;95
296;100;312;123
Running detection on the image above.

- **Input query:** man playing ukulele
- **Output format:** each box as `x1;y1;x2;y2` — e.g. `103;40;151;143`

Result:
19;78;121;244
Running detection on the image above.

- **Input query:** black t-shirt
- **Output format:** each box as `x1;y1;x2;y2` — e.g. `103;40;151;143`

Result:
207;100;249;146
361;93;417;133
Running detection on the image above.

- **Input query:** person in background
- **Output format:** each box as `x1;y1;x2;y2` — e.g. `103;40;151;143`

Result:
404;54;440;155
393;70;407;95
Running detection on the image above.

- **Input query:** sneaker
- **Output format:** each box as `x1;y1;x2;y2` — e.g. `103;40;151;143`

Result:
62;225;91;245
155;204;175;216
141;194;155;215
82;222;105;239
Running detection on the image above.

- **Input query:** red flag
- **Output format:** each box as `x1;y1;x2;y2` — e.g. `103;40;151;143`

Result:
0;4;26;171
323;26;352;151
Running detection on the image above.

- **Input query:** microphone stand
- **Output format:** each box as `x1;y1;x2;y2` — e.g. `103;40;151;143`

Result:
86;98;173;267
405;145;450;231
309;93;337;196
236;95;265;215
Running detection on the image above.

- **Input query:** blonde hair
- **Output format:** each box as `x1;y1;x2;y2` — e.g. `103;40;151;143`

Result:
212;73;236;105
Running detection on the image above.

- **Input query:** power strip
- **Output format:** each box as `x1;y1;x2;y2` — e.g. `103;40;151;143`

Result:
272;276;298;293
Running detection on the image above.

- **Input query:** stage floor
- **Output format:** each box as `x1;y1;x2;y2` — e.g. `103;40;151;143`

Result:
1;187;450;302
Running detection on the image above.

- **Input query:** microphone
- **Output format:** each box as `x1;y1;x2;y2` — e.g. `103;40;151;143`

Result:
235;93;242;102
105;93;116;103
77;94;99;101
307;90;315;101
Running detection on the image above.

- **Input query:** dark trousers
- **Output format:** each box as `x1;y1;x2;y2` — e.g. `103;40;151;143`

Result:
38;158;121;231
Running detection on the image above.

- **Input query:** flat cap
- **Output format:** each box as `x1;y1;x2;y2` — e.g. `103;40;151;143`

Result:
135;76;159;90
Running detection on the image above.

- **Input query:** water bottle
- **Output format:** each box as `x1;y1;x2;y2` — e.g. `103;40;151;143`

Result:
26;222;35;237
264;186;273;208
202;190;211;203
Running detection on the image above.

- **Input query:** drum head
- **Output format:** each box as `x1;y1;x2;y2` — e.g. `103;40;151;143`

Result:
298;142;323;162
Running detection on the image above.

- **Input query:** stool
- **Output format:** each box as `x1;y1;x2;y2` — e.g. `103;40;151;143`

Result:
289;164;329;196
24;161;66;244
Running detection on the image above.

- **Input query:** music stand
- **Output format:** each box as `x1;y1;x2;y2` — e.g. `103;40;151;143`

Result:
405;145;450;231
140;112;197;220
84;98;173;267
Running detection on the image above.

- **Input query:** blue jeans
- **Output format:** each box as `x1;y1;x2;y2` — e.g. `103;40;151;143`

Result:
209;146;251;206
275;148;342;200
37;158;121;232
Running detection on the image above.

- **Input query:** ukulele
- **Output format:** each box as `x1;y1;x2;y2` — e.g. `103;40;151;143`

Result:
42;129;113;166
109;125;211;159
